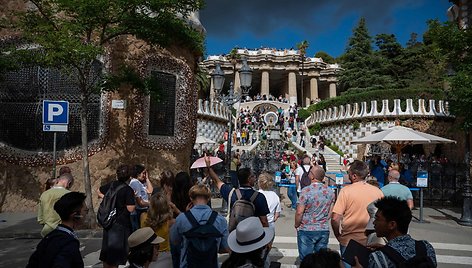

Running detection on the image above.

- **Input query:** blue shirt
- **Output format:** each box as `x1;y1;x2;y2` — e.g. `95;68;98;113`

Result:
220;184;270;217
381;182;413;201
368;235;437;268
170;204;229;268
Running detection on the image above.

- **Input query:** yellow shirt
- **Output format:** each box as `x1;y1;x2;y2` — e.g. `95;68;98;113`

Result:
141;213;171;251
37;187;70;237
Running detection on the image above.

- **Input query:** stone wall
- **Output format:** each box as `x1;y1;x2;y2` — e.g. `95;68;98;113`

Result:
0;36;199;212
304;98;463;161
195;100;230;152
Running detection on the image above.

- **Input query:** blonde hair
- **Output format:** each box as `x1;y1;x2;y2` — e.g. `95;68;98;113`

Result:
145;193;172;230
189;184;211;200
258;173;274;190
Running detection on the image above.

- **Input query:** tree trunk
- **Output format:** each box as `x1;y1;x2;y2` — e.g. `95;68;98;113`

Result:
81;94;97;228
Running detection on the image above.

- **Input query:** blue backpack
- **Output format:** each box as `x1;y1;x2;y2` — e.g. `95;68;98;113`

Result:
183;211;222;268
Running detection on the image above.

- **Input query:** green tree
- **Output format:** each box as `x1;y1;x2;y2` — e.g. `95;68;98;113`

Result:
375;33;402;59
426;19;472;225
8;0;204;226
338;17;392;93
314;51;336;64
426;20;472;129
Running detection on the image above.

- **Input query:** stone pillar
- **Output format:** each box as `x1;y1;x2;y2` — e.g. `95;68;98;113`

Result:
234;71;241;94
261;70;269;98
210;78;215;100
288;72;297;105
329;82;337;98
310;77;318;102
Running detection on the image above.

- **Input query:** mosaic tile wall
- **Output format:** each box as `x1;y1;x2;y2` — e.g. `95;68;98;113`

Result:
319;120;397;159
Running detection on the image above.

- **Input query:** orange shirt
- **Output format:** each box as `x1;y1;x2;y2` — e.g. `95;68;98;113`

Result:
332;181;384;246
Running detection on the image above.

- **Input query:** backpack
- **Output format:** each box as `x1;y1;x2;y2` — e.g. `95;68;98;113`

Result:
379;240;435;268
228;189;258;232
97;183;126;230
183;211;222;268
300;165;311;189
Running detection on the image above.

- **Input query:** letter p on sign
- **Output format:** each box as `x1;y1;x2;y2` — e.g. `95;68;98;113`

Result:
48;104;63;121
43;100;69;125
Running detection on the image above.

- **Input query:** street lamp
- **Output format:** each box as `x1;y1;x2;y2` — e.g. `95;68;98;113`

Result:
211;58;252;210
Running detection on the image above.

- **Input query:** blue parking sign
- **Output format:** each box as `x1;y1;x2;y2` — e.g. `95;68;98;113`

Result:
43;100;69;125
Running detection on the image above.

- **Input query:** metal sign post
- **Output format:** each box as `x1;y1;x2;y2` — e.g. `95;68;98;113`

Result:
42;100;69;178
416;170;429;223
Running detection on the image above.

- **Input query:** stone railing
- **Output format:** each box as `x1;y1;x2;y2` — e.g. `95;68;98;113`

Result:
306;99;451;126
197;99;231;121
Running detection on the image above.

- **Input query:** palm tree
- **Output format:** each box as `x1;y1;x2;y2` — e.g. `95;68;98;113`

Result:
296;40;309;106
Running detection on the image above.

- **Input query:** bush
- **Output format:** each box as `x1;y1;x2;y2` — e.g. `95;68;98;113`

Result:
298;108;311;120
309;123;322;135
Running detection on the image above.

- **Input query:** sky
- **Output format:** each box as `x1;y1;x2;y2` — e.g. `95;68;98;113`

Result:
200;0;452;59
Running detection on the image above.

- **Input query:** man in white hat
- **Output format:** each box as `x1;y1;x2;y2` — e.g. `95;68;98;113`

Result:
222;217;275;267
128;227;165;268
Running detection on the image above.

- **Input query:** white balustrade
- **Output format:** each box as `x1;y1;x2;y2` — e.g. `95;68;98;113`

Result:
305;98;451;127
197;99;231;122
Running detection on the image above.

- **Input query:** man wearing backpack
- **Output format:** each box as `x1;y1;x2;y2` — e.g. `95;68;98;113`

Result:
296;156;313;193
358;196;437;268
98;165;136;268
206;156;270;230
170;184;229;268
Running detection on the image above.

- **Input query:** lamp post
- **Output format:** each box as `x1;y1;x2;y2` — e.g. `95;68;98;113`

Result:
211;58;252;213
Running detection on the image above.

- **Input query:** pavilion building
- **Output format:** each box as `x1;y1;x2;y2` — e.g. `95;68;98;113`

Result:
200;48;341;107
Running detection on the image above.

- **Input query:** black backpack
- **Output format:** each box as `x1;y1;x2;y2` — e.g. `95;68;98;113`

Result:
300;165;311;189
380;240;435;268
184;211;222;268
97;182;126;230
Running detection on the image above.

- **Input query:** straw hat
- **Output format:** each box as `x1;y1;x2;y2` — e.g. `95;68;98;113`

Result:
227;217;274;253
128;227;165;248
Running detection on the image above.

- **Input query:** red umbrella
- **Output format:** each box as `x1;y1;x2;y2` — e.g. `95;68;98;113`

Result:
190;156;223;169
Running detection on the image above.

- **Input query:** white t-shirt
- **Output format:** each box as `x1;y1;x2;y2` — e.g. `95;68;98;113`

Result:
295;165;311;192
258;189;281;224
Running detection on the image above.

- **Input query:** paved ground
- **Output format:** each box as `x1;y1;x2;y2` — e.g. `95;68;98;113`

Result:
1;192;472;268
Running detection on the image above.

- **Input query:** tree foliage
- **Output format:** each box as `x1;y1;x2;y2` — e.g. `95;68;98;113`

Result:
426;20;472;130
314;51;336;64
338;18;393;92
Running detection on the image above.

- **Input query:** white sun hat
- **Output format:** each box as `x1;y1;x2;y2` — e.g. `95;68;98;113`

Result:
227;217;275;253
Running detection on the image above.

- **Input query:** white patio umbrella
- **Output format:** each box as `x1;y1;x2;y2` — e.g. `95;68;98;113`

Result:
351;125;456;162
195;136;216;154
195;136;216;145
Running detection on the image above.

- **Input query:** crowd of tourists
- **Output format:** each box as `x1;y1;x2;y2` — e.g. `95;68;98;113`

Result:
27;152;437;267
240;93;290;103
233;104;312;148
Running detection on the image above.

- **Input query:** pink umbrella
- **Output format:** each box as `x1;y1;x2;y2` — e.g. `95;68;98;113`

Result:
190;156;223;169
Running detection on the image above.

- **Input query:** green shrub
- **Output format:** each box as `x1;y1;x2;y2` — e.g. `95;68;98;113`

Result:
352;121;360;130
298;108;311;120
309;123;322;135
